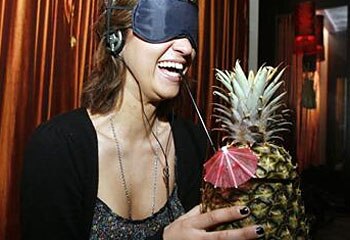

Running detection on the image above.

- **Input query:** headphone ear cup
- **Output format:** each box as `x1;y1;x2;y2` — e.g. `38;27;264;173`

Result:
106;29;124;57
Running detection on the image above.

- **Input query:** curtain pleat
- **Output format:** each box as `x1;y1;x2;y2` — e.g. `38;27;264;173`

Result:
0;0;97;238
276;14;322;171
1;0;34;236
194;0;249;133
0;0;249;238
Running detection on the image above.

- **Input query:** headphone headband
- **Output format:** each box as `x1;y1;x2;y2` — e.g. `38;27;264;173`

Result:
104;0;133;57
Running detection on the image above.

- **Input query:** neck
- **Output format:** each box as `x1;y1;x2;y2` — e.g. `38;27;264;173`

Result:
111;88;159;140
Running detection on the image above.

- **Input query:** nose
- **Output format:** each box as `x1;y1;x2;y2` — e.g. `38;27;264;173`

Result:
171;38;194;56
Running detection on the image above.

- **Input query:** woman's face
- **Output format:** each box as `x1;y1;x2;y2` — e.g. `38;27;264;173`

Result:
121;30;196;103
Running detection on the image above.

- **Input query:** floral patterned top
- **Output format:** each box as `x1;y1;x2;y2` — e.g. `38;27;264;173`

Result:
89;187;185;239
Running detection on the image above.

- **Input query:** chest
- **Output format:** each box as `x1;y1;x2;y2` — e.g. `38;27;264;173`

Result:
96;132;176;220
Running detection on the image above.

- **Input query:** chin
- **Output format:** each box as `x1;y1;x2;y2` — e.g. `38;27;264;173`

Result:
158;88;180;101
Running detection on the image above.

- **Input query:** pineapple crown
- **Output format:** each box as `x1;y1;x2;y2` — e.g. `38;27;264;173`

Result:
212;60;291;146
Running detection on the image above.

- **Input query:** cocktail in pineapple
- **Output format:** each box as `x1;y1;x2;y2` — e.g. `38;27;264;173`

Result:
201;61;309;239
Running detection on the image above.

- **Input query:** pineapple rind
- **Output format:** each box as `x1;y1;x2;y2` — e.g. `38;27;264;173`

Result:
254;144;297;179
202;144;310;239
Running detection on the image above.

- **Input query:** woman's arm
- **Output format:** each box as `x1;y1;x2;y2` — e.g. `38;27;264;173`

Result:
21;122;91;239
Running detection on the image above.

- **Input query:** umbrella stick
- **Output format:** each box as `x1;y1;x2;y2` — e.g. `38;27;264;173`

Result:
183;79;216;153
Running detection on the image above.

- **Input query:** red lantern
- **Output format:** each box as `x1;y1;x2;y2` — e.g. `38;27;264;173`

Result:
294;1;316;53
315;15;325;61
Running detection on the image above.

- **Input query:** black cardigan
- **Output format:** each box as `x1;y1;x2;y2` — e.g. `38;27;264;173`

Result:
21;108;207;239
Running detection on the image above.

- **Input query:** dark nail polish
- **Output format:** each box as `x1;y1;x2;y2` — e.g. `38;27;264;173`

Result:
239;207;249;215
256;226;265;236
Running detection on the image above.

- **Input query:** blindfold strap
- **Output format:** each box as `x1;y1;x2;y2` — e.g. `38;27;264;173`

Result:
106;5;134;10
105;0;134;10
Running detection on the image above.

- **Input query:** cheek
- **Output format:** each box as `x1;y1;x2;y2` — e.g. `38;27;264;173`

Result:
192;51;196;61
188;51;196;67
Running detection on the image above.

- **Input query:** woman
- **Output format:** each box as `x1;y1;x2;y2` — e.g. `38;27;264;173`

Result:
21;0;265;239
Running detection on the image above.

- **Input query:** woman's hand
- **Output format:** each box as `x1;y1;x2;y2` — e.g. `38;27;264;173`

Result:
163;205;264;240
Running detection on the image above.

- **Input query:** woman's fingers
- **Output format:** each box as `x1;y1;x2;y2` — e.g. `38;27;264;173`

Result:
177;205;202;220
189;206;250;229
205;225;265;240
164;205;265;240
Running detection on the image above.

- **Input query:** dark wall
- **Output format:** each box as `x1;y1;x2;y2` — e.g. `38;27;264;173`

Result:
316;0;349;9
258;0;277;66
326;31;348;167
345;3;350;206
258;0;294;66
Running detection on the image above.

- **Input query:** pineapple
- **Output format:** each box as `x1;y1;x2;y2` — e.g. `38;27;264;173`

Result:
201;61;309;239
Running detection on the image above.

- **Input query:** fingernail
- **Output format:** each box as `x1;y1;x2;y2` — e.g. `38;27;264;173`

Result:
239;206;250;215
256;226;265;236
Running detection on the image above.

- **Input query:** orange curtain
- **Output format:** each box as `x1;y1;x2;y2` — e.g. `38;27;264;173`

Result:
0;0;249;238
0;0;97;238
194;0;249;129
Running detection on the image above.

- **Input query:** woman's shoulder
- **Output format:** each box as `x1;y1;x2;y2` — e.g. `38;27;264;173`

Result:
27;108;96;152
33;108;92;137
24;108;98;174
38;107;90;130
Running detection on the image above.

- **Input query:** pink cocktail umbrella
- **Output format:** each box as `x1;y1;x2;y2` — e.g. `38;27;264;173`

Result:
203;145;258;188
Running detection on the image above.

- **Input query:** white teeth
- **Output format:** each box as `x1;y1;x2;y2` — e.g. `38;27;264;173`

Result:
158;61;184;70
166;71;181;77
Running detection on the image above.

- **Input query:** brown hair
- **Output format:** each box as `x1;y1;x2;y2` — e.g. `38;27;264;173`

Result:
81;0;137;115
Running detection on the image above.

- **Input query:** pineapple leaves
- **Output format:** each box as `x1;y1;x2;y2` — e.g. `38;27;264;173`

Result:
212;61;290;145
213;90;230;104
263;67;286;101
215;69;233;92
233;60;250;96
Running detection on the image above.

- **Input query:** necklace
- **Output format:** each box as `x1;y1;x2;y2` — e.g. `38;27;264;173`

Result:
109;117;161;219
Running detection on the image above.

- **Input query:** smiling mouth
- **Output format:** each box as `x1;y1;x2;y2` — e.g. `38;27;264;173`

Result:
157;61;185;77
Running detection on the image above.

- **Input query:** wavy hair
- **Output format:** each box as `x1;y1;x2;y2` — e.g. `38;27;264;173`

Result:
81;0;137;114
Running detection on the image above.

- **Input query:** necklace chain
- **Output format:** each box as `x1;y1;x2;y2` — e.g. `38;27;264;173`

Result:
109;117;160;219
151;138;160;214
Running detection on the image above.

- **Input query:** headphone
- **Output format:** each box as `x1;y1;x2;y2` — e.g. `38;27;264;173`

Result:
105;29;124;57
104;0;133;57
